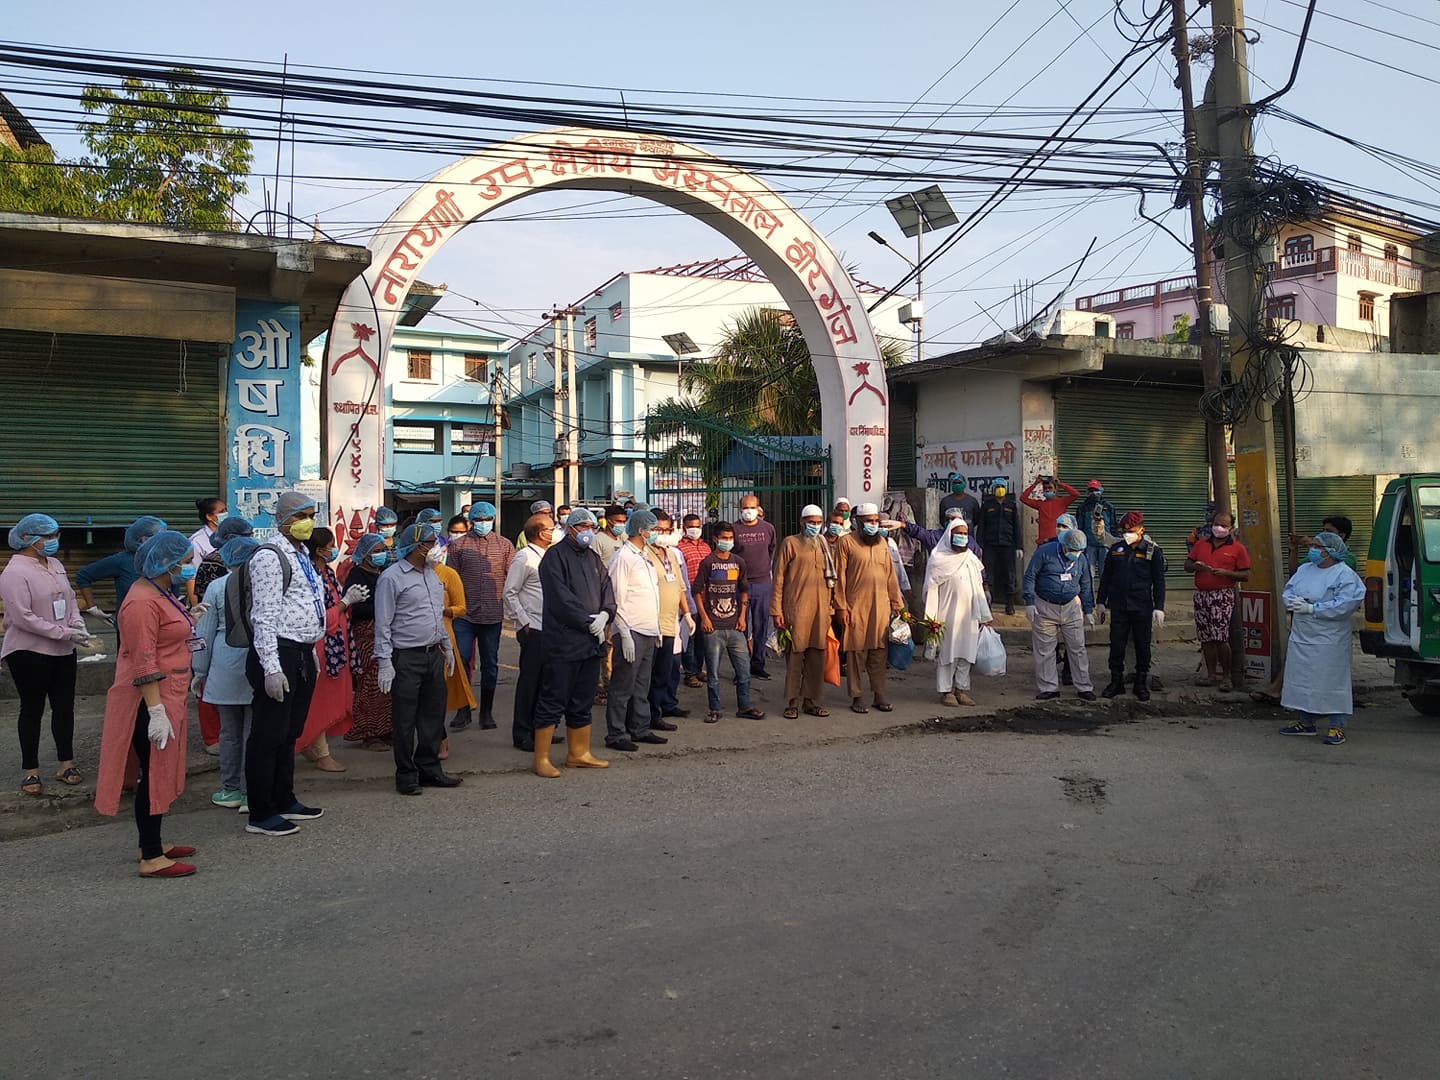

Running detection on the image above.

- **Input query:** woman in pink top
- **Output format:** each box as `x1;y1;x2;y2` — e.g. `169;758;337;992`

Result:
2;513;92;796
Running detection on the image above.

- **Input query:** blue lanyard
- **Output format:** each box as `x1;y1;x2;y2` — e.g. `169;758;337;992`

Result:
292;547;326;626
147;579;196;631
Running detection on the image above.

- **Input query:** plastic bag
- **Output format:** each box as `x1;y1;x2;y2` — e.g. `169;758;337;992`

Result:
888;615;912;645
973;626;1006;678
765;628;782;657
824;629;842;686
887;637;915;671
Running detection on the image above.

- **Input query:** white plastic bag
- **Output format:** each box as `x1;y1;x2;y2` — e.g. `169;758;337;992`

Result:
765;628;783;657
888;615;912;645
973;626;1007;678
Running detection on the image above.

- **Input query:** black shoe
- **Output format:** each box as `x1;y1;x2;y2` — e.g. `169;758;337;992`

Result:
1101;681;1125;699
280;802;324;821
1035;691;1059;700
449;707;473;731
1005;603;1015;615
397;785;422;796
606;738;639;752
1135;686;1152;702
419;771;463;788
635;733;669;745
515;740;534;753
652;719;679;732
662;708;690;718
1077;690;1097;701
751;670;772;681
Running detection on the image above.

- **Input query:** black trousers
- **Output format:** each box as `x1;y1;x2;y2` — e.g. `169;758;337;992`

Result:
5;649;77;770
131;703;164;859
1108;608;1153;678
983;545;1017;602
534;655;602;730
245;640;317;824
512;628;547;747
649;634;676;728
391;645;447;788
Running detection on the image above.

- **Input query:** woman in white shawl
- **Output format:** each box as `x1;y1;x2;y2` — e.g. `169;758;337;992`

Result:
923;517;993;706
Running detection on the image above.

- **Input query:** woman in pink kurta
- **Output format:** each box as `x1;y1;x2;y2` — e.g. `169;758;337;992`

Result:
297;528;362;772
94;530;199;878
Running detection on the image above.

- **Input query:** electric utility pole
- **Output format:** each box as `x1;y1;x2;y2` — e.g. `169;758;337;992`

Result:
491;365;505;515
566;309;580;505
1212;0;1287;677
549;311;564;511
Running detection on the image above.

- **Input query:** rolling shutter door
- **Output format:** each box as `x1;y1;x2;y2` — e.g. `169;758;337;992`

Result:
0;329;223;528
888;383;917;488
1055;382;1209;597
1273;427;1375;570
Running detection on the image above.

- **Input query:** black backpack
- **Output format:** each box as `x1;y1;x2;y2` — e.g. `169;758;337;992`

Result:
224;545;293;649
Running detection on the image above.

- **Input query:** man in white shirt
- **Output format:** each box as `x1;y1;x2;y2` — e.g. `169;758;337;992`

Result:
604;509;665;752
502;513;558;753
244;490;327;837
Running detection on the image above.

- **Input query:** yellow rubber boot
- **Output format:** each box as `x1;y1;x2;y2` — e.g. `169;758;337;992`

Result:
533;725;561;778
565;724;609;769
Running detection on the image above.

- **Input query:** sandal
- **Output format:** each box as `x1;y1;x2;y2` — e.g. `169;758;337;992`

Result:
783;706;799;720
1249;691;1281;706
874;702;894;713
55;766;83;786
850;700;869;714
736;707;766;720
704;711;721;724
21;773;42;796
803;703;830;718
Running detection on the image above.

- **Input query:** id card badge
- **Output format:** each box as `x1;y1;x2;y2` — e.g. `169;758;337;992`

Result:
1059;573;1073;582
53;598;68;621
187;635;208;654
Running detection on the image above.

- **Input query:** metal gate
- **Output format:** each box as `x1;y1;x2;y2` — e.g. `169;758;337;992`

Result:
644;413;833;526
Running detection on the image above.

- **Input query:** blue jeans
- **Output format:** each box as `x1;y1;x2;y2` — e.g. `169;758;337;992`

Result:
1302;711;1348;728
745;580;773;675
704;628;752;713
454;618;502;689
1087;544;1107;590
216;704;251;794
682;630;707;677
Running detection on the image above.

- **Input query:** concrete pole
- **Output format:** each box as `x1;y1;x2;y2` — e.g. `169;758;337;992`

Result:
1212;0;1288;677
551;314;564;513
491;366;504;516
566;310;580;505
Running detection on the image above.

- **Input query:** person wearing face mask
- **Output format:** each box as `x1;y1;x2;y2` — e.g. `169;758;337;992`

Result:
94;530;200;877
1021;474;1081;545
593;503;628;564
939;475;981;532
445;501;514;731
978;483;1021;614
503;514;557;754
835;504;904;713
194;515;253;598
1098;512;1167;701
1022;528;1098;701
296;528;370;774
771;505;836;719
603;510;667;752
76;514;168;624
646;510;696;729
341;534;393;752
3;513;93;796
242;491;328;836
1077;481;1116;588
428;526;475;754
374;507;400;553
1184;510;1250;687
677;512;712;688
923;518;993;707
1276;531;1366;745
833;498;854;535
514;500;552;550
733;494;778;682
185;497;227;603
531;508;614;775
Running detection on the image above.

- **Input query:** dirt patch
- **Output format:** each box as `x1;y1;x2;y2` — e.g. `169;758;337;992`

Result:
1057;774;1108;806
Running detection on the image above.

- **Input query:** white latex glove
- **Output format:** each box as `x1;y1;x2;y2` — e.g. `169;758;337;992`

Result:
1085;613;1095;628
1287;599;1314;615
189;674;206;699
146;703;174;750
67;627;94;644
444;651;456;678
263;670;289;702
682;613;696;636
1153;610;1166;627
880;519;905;530
341;583;371;608
84;605;108;619
377;658;396;694
1024;605;1038;625
190;603;209;618
588;612;609;640
618;628;636;664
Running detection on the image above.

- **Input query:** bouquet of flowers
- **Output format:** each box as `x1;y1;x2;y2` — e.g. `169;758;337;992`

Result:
766;626;794;656
906;611;945;646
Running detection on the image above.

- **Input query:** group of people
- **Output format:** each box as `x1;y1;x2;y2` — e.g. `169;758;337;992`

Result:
0;480;1371;877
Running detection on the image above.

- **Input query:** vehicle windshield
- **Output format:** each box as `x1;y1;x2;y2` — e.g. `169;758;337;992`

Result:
1419;486;1440;564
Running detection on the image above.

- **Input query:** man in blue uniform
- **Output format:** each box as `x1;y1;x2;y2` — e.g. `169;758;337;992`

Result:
1098;511;1167;702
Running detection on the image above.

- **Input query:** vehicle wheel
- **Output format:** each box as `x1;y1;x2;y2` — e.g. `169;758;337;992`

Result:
1408;693;1440;717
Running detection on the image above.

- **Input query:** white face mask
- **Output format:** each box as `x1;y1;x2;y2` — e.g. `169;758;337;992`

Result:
426;545;445;565
739;508;759;523
684;527;702;541
1123;531;1140;546
654;532;678;548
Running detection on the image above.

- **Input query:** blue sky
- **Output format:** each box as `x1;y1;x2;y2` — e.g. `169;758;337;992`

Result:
5;0;1436;350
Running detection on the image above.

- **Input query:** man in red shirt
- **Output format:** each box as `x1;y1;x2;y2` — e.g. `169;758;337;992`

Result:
1021;475;1081;544
1183;509;1250;686
677;513;711;687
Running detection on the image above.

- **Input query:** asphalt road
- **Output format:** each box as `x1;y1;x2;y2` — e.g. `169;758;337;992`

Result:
4;702;1440;1079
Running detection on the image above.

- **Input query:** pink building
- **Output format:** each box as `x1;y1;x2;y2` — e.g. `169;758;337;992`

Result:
1075;213;1423;345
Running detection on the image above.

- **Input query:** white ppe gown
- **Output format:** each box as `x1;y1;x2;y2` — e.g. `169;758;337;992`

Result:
1279;561;1366;715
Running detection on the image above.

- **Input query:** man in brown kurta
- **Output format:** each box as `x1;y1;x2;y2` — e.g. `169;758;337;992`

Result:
771;505;835;717
835;503;904;713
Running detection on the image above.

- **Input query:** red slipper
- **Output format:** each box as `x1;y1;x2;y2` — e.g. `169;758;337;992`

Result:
139;861;196;879
165;845;198;858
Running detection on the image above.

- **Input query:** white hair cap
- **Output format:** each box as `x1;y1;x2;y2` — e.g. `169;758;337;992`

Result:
800;504;824;519
855;502;879;517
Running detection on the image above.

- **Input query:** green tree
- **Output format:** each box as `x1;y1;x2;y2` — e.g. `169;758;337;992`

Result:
79;73;252;229
1167;312;1192;343
0;143;97;217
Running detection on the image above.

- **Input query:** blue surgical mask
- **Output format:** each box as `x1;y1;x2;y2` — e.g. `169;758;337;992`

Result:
611;523;627;537
175;563;197;582
324;549;339;564
827;523;842;537
473;521;494;537
39;537;60;557
1307;547;1325;565
379;525;397;538
716;539;734;553
575;530;595;548
951;533;969;549
1066;549;1084;561
1095;487;1104;495
803;523;822;538
861;522;880;536
642;530;658;546
370;552;388;567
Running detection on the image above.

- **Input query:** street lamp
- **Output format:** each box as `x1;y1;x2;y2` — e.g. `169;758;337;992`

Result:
872;185;957;364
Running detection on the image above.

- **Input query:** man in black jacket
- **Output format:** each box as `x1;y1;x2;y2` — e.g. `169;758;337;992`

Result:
978;483;1021;614
1097;510;1167;701
531;508;617;776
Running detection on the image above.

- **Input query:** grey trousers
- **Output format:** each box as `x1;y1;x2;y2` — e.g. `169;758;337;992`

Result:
1031;596;1094;693
215;703;252;794
606;632;658;744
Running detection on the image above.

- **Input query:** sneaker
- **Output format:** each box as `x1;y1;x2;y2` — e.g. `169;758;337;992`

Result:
245;816;299;837
1323;727;1347;745
1279;721;1318;736
280;802;324;821
211;789;244;808
236;799;249;816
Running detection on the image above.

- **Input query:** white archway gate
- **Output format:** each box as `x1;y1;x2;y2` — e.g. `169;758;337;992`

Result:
322;127;889;543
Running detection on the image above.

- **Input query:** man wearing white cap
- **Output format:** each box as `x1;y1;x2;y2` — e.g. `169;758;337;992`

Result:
771;504;836;718
515;500;552;550
835;503;903;713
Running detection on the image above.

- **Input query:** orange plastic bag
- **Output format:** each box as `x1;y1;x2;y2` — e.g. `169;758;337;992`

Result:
823;628;841;686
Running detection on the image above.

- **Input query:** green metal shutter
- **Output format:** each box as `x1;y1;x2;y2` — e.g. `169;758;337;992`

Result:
888;383;917;488
0;329;223;528
1055;381;1209;596
1272;427;1375;570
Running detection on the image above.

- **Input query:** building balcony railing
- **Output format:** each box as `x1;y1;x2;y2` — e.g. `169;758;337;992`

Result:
1074;275;1196;312
1271;246;1422;290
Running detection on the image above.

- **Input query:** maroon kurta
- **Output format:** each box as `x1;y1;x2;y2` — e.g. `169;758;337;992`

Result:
94;581;191;817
